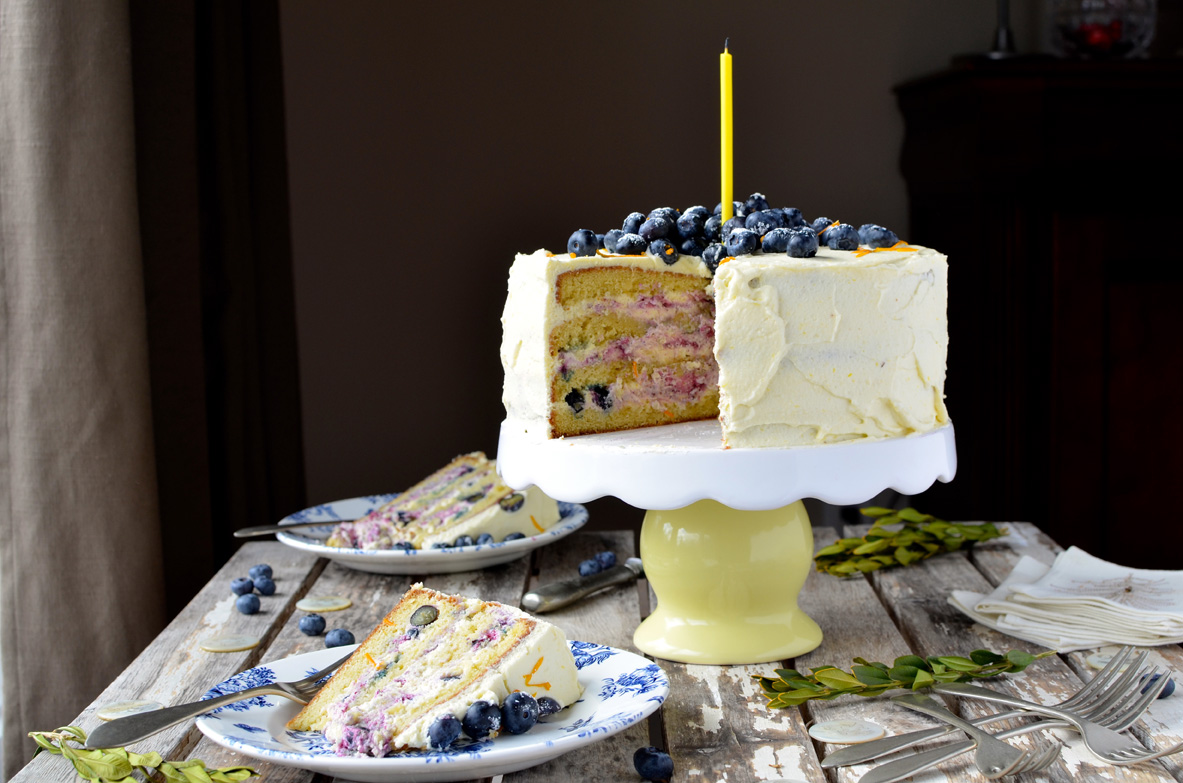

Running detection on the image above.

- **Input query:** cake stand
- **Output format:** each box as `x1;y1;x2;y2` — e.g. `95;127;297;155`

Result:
496;419;957;665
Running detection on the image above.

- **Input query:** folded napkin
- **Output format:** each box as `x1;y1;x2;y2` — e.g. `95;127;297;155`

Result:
949;546;1183;652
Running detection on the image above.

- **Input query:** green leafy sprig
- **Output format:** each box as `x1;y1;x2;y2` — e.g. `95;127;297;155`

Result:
757;649;1056;708
29;725;258;783
813;506;1006;577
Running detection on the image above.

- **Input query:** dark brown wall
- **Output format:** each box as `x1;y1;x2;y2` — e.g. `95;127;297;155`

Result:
278;1;1032;531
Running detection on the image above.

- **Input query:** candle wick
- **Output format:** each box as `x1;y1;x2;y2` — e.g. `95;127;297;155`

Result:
724;37;729;52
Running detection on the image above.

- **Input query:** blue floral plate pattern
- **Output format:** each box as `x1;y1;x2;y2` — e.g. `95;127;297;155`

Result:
195;641;667;783
275;500;588;574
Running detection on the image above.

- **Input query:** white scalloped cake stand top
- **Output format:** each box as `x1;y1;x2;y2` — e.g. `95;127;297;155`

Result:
496;419;957;511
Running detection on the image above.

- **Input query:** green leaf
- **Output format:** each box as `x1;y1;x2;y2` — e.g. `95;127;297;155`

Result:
888;664;920;683
937;656;981;672
1005;650;1036;669
912;668;935;689
894;655;929;671
970;649;1005;665
814;670;862;689
852;665;893;685
860;506;896;517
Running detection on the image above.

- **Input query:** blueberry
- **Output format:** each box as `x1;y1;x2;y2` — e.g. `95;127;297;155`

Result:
1141;673;1176;698
648;239;678;265
761;227;792;253
825;223;860;250
595;551;617;569
503;532;526;541
745;192;770;213
404;625;420;639
682;205;710;221
588;384;612;410
565;388;585;414
454;534;475;547
858;223;899;248
703;214;722;242
325;628;355;648
647;207;680;225
392;540;414;551
567;229;599;257
410;605;439;626
634;746;674;782
725;228;759;257
810;216;835;237
595;233;605;249
236;593;260;614
615;232;646;254
721;216;745;240
622;212;645;234
231;577;254;596
427;714;462;749
578;559;602;577
430;541;451;549
675;212;704;240
679;237;706;257
248;564;273;580
476;533;494;545
712;200;745;217
779;207;807;228
638;217;671;242
499;492;525;512
702;243;725;273
603;228;624;253
501;692;539;734
462;700;502;739
254;576;276;596
537;696;562;718
787;226;819;258
745;209;782;237
299;613;326;636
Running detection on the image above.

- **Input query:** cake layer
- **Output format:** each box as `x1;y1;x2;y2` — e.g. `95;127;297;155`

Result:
326;453;559;549
288;584;581;756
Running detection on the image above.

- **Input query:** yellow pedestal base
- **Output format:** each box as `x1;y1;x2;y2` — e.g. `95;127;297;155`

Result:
633;499;822;665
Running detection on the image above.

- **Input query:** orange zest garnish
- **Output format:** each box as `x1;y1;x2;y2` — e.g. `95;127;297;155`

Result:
631;360;640;380
523;656;551;690
718;256;735;266
531;514;544;533
815;220;840;235
365;653;382;671
662;409;674;419
569;252;577;259
853;240;918;258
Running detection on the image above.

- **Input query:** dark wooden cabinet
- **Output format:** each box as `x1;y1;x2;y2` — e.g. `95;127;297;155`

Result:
896;56;1183;569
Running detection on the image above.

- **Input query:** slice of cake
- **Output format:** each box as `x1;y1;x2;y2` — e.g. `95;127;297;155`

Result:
287;584;582;756
325;452;560;549
501;252;718;438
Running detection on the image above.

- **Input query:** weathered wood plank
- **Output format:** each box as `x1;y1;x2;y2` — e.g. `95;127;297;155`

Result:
860;524;1177;782
506;530;648;783
10;541;320;782
799;528;954;783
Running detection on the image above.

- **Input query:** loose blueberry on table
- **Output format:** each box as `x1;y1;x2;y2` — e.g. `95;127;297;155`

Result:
254;576;276;596
578;559;601;577
248;563;272;580
230;577;254;596
634;746;674;782
236;594;260;615
299;613;326;636
325;628;355;648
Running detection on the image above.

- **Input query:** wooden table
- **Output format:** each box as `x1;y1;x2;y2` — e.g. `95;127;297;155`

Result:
13;522;1182;782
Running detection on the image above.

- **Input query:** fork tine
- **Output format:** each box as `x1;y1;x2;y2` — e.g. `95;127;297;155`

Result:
1087;658;1159;725
296;652;351;687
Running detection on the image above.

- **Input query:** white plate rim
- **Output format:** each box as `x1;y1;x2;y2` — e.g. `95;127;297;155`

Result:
194;641;668;781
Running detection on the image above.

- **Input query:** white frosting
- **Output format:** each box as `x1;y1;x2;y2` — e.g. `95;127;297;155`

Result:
417;485;559;548
714;247;948;447
500;245;948;448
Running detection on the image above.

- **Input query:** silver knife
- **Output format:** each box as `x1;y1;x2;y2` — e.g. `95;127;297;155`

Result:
521;558;643;613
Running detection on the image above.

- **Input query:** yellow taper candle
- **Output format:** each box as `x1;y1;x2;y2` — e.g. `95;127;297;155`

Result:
720;40;734;223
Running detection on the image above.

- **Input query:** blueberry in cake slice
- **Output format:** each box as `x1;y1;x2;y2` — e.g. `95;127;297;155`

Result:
286;584;582;756
325;452;559;550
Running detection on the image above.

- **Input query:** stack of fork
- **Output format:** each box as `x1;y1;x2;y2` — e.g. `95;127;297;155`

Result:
822;646;1182;781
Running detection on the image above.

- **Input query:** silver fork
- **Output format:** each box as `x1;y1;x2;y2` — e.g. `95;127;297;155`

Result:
933;679;1156;760
861;660;1168;783
890;692;1055;778
823;645;1144;768
86;652;350;749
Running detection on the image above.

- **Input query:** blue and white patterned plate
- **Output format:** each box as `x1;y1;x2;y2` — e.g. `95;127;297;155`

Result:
195;641;667;783
275;500;588;574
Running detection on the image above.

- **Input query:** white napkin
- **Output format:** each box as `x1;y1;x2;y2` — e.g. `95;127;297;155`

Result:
949;547;1183;652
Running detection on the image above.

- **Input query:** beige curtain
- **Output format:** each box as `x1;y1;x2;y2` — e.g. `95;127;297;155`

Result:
0;0;167;777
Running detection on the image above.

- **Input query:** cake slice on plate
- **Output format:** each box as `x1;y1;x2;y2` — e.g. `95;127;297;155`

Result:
325;452;560;550
288;583;582;756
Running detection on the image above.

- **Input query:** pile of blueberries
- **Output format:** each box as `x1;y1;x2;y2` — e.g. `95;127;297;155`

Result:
566;192;899;273
230;564;277;615
578;550;617;577
429;531;526;550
